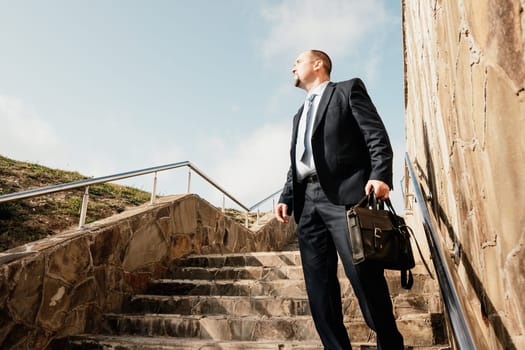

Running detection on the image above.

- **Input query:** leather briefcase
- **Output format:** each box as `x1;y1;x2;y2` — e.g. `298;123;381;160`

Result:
346;191;417;289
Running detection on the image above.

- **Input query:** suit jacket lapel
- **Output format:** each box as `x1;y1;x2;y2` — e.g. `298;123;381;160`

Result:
312;82;335;132
292;106;304;134
291;106;304;158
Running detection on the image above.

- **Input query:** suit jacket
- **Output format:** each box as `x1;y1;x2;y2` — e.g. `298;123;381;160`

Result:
279;78;393;222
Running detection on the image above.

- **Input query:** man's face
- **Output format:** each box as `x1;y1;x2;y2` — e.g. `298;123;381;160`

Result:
291;51;316;89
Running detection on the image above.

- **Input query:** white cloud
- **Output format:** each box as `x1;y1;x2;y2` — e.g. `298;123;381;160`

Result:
362;41;384;83
260;0;389;61
0;95;64;164
92;135;188;196
202;121;407;214
0;96;187;197
231;104;241;113
265;82;300;118
207;122;291;209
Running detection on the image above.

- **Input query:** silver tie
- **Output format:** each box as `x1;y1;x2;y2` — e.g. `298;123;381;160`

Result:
298;94;316;163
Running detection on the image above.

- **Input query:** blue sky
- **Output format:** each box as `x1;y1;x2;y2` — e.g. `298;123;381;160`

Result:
0;0;406;212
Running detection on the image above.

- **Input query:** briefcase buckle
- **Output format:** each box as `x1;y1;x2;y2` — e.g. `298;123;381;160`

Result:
374;227;383;249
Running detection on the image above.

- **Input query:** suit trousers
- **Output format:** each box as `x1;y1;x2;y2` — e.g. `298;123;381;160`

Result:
297;180;404;350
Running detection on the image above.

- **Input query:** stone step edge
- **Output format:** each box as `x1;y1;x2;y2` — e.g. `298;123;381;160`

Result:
148;278;436;287
67;335;323;349
150;279;306;284
69;334;322;345
183;251;301;258
105;313;438;322
169;266;432;277
149;275;434;284
105;313;314;320
67;334;450;350
131;293;440;302
166;270;300;282
131;294;310;301
172;266;302;270
170;266;303;273
171;264;433;277
178;252;431;269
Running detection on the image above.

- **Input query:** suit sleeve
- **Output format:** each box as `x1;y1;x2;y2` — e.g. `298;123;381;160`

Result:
349;79;394;189
278;166;294;214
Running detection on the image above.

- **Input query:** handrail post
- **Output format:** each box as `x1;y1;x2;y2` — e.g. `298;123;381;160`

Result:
78;187;90;228
222;195;225;213
150;172;158;205
256;209;260;225
187;168;192;193
272;198;275;214
245;211;249;227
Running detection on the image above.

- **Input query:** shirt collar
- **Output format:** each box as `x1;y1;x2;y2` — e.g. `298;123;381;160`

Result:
307;81;330;100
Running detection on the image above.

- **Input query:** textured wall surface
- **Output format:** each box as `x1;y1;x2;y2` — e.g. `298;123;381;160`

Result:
403;0;524;349
0;194;295;349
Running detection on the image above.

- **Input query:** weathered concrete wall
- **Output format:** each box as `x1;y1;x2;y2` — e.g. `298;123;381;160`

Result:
403;0;525;349
0;194;296;349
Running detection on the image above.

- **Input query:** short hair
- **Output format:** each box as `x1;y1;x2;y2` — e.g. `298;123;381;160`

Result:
310;50;332;75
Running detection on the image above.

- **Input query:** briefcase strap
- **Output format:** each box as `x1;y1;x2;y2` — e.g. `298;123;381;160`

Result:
382;196;434;279
401;269;413;289
403;224;434;279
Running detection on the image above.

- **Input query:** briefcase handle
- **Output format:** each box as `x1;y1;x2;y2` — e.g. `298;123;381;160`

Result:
368;189;401;214
361;189;435;280
359;189;385;211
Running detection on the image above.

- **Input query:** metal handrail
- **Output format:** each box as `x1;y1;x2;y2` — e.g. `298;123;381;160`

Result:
0;161;188;204
248;188;282;212
404;153;475;349
249;188;283;225
0;161;281;228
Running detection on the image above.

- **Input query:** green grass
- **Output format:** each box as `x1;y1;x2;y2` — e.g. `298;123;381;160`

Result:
0;155;151;252
0;155;267;252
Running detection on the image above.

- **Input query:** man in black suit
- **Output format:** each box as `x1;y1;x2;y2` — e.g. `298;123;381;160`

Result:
276;50;404;350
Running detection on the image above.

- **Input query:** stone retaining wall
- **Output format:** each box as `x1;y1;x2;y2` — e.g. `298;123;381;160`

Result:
403;0;524;348
0;194;296;349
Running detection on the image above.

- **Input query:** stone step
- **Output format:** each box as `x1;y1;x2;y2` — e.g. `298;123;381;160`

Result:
167;267;437;297
147;279;309;297
397;313;448;347
385;272;439;296
57;246;446;349
172;251;303;269
127;295;311;317
393;292;444;317
174;251;433;277
100;313;446;346
170;265;305;281
64;335;325;349
64;335;451;350
127;294;441;318
172;252;436;295
147;276;438;303
101;314;318;341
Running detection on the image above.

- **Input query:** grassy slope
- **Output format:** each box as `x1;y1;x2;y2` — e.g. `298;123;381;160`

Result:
0;155;264;252
0;155;151;252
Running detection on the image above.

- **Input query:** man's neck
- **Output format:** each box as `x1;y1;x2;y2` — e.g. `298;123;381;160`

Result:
305;77;330;93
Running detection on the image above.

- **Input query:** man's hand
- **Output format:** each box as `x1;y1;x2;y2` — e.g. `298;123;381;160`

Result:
276;203;289;223
365;180;390;200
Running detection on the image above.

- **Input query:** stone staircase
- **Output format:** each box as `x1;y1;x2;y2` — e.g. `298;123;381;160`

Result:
59;245;449;349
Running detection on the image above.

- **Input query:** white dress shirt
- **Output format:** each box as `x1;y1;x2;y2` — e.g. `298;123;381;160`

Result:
295;81;330;181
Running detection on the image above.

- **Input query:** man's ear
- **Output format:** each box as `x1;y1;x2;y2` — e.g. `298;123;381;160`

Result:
312;59;323;72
